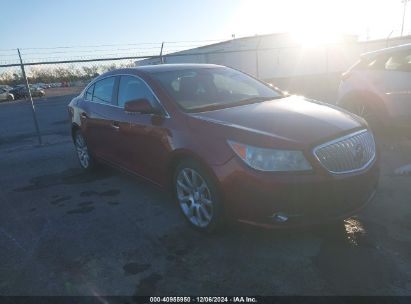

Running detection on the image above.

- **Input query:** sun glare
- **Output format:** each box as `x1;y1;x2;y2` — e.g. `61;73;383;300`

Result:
291;30;343;47
227;0;398;44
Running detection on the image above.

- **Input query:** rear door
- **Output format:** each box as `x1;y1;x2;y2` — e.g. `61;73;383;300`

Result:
81;76;118;160
379;50;411;118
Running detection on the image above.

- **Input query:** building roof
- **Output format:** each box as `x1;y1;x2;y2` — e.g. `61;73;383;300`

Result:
101;64;225;77
136;32;359;66
132;63;223;73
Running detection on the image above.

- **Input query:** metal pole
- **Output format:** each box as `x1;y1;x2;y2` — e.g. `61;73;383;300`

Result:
325;46;329;75
17;49;42;145
401;0;409;37
160;42;164;64
386;30;394;47
255;37;262;78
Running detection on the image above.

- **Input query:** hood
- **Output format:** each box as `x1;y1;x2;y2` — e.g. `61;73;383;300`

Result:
189;95;365;147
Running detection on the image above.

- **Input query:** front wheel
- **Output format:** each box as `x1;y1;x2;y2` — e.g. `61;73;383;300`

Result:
74;130;96;170
173;160;224;233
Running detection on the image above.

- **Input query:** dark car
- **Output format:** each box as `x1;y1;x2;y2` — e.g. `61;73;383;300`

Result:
9;85;45;99
0;88;14;102
68;64;379;232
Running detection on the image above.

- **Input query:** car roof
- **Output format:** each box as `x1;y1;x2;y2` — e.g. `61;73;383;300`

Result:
361;43;411;59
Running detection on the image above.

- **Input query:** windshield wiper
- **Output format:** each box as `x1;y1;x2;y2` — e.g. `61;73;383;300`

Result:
237;96;282;104
187;96;284;113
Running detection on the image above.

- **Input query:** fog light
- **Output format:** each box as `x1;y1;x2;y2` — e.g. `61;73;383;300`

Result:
271;212;289;223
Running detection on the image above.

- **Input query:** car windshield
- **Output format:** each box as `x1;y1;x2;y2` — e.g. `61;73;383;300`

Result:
151;67;283;112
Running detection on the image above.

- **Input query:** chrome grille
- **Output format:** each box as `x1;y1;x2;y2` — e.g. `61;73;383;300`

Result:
314;130;376;174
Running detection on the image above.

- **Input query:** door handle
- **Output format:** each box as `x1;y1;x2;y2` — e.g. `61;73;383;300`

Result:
111;121;120;130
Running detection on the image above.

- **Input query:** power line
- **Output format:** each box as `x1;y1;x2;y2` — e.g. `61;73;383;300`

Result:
19;46;162;56
0;43;222;65
0;38;227;52
0;48;18;52
164;39;226;44
6;42;163;51
0;55;156;68
18;43;213;56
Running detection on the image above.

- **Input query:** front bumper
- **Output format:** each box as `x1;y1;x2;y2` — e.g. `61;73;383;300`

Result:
212;155;380;228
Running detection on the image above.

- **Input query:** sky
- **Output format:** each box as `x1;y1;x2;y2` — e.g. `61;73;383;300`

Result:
0;0;410;58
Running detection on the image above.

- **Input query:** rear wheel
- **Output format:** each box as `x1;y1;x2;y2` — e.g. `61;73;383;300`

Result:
6;94;13;101
173;160;224;233
74;130;96;170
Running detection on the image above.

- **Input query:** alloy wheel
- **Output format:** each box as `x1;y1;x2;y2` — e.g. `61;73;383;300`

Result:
75;132;90;169
353;102;374;121
176;168;214;228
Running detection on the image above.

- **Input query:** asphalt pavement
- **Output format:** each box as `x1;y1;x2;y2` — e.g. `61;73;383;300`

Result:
0;95;411;296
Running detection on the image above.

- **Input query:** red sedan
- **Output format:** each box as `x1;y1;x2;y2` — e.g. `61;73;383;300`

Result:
68;64;379;232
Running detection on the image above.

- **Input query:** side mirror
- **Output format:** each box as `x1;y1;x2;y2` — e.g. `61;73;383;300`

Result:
124;98;157;114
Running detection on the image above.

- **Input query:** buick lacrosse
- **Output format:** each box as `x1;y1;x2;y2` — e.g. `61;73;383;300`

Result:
68;64;379;232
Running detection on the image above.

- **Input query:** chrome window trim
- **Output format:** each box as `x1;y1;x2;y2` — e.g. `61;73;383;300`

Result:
91;99;122;109
84;83;95;102
312;129;376;175
83;73;171;118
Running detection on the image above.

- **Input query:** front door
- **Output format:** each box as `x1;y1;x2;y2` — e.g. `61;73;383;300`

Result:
108;75;171;185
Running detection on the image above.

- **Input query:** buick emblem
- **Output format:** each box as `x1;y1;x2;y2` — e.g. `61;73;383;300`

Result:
353;144;365;163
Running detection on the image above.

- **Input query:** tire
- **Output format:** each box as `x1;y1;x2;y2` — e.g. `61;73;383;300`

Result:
73;130;96;171
6;94;14;101
343;97;383;130
173;159;224;233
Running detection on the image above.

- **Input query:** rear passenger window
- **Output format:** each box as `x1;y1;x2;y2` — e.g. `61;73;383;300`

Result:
365;55;388;70
84;84;94;101
93;77;115;104
384;51;411;72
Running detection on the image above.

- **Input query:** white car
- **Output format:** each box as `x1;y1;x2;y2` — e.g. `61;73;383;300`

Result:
0;88;14;102
337;43;411;128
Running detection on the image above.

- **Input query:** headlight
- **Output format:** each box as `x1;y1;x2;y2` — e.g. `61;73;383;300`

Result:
228;140;312;172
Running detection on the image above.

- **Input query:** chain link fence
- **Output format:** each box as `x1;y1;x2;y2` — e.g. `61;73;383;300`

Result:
0;40;227;146
1;34;411;147
0;53;164;146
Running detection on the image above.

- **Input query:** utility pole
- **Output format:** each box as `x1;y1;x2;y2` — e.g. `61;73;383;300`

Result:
401;0;410;36
17;49;42;145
